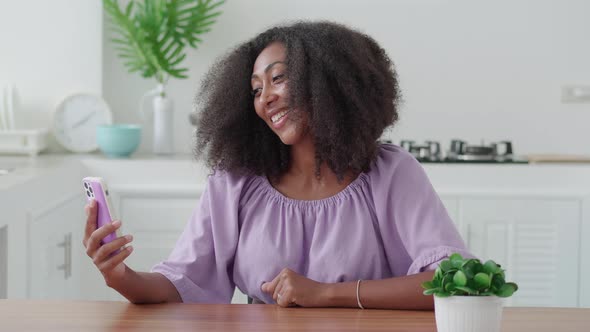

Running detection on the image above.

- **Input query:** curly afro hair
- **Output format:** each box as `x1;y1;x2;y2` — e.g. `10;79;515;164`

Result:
191;21;401;181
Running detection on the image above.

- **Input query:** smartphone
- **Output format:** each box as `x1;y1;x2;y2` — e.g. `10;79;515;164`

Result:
82;177;121;246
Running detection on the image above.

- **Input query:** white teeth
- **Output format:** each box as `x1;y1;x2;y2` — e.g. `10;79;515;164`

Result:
271;109;290;123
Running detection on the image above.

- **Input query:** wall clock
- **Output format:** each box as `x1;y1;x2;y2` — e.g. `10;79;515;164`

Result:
53;94;113;153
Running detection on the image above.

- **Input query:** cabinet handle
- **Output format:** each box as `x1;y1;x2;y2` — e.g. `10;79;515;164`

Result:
56;233;72;279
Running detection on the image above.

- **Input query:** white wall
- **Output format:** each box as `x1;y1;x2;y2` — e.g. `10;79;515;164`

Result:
0;0;102;152
99;0;588;156
0;226;6;299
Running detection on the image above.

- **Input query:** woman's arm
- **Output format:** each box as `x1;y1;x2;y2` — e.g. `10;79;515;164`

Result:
83;201;181;304
261;268;433;309
324;271;434;310
106;266;182;304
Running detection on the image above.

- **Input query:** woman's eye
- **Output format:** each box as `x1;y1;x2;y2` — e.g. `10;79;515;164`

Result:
251;88;261;97
272;74;285;82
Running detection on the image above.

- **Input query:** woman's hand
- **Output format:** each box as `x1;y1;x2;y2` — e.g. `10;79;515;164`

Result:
261;268;328;307
82;200;134;286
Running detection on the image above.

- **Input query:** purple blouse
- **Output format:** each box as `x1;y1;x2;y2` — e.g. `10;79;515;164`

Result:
151;144;471;304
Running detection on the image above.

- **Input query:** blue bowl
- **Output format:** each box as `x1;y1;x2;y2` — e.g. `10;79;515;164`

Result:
97;124;142;158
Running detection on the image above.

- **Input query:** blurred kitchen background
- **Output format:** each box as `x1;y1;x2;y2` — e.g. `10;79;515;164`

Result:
0;0;589;156
1;0;590;308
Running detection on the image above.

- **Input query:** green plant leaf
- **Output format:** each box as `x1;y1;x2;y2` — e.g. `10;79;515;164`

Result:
455;286;476;295
453;270;467;287
422;253;518;298
440;260;452;272
495;283;518;297
431;279;440;288
168;0;225;49
104;0;223;82
441;274;452;289
491;274;505;290
423;288;439;295
474;272;491;290
462;266;474;279
483;260;500;274
449;253;463;268
422;281;435;290
434;267;443;280
444;282;457;292
168;53;187;67
461;258;475;267
449;253;463;262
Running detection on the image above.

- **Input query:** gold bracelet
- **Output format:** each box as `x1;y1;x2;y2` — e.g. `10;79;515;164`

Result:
356;279;365;309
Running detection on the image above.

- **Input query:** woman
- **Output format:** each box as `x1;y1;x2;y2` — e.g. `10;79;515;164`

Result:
83;21;470;309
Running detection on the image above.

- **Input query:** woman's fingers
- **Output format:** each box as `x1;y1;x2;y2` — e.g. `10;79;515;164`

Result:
263;268;301;306
85;220;122;257
81;201;133;283
82;200;97;247
273;280;285;302
261;272;281;294
93;234;133;264
277;289;294;307
97;245;134;272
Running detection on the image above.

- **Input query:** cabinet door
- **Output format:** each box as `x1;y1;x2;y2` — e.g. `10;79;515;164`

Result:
461;197;580;307
29;194;86;299
117;194;196;273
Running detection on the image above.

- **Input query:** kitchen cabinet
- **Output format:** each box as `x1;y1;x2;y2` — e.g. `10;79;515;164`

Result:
2;155;590;308
463;197;581;307
26;190;124;301
0;158;102;300
439;196;581;307
28;193;85;299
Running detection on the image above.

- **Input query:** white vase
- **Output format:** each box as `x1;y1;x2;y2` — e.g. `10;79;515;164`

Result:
434;296;504;332
152;95;174;155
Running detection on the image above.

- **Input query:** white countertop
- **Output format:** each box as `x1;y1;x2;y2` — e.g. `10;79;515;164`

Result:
2;152;590;195
0;152;206;191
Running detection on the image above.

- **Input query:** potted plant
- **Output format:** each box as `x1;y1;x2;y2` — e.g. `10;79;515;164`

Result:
422;253;518;332
103;0;224;154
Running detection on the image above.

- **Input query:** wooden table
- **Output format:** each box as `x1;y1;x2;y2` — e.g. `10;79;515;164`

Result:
0;300;588;331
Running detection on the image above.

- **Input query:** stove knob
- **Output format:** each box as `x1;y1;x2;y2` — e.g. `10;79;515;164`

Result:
426;141;441;160
400;140;414;151
450;139;466;154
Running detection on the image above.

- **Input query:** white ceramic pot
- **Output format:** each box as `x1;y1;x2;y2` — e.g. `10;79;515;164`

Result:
434;296;504;332
152;95;174;155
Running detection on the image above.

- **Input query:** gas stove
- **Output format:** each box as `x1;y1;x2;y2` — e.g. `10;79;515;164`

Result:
395;139;528;164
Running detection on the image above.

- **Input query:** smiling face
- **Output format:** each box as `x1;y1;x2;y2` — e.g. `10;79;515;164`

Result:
251;42;308;145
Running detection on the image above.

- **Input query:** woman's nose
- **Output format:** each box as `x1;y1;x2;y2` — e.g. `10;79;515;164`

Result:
260;87;278;106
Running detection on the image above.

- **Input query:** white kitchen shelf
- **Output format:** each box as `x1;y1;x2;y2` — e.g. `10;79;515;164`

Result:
0;129;49;156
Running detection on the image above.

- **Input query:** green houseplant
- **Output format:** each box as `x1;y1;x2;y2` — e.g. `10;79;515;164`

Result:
103;0;224;154
422;253;518;332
